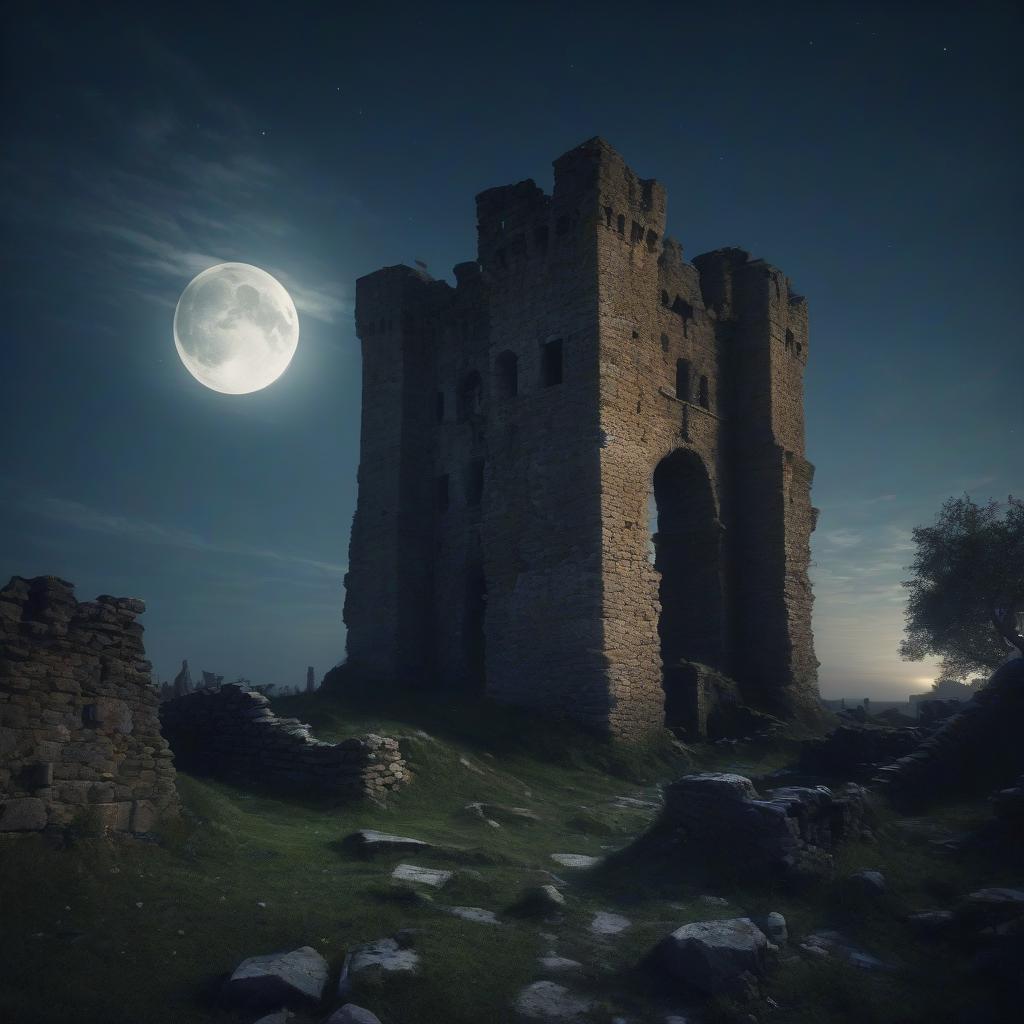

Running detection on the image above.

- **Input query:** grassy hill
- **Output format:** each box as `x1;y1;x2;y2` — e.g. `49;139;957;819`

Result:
0;687;1015;1024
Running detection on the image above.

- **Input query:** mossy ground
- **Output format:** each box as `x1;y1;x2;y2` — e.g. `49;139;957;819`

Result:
0;689;1016;1024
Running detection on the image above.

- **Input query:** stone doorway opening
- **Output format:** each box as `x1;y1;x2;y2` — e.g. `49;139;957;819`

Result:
650;449;725;730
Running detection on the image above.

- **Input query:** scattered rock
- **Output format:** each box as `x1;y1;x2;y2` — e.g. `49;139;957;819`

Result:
222;946;329;1008
538;953;583;974
653;917;767;995
447;906;501;925
509;884;566;919
610;796;659;810
697;895;730;907
591;911;632;935
958;887;1024;927
391;863;452;888
550;853;601;869
908;910;956;934
349;938;419;976
799;931;891;971
252;1011;292;1024
344;829;431;856
324;1006;382;1024
661;773;869;877
847;869;886;895
465;802;541;824
753;912;787;944
515;980;594;1022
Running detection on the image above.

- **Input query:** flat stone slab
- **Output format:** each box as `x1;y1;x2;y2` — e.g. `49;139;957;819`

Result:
466;802;541;823
655;918;767;995
538;953;584;974
550;853;601;869
800;931;891;971
346;829;430;855
222;946;328;1008
350;938;419;975
515;980;594;1022
591;911;631;935
391;863;452;888
447;905;501;925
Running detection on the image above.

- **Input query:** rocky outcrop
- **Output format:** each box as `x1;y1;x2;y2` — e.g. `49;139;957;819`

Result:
873;659;1024;806
0;575;178;835
661;772;869;876
159;684;408;799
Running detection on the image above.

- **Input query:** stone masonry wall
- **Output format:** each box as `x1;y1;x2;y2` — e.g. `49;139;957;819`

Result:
343;137;820;739
0;575;179;834
159;685;408;799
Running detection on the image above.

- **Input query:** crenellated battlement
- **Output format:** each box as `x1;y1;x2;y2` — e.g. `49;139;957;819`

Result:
344;138;819;738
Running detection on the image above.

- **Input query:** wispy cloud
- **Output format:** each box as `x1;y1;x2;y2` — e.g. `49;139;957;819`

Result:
2;29;350;327
34;496;345;578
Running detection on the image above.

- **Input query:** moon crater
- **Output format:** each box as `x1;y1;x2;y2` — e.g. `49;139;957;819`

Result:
173;262;299;394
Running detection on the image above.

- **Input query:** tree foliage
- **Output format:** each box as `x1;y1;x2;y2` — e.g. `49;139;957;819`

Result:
900;495;1024;679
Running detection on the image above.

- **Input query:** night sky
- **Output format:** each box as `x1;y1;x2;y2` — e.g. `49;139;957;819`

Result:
2;2;1020;699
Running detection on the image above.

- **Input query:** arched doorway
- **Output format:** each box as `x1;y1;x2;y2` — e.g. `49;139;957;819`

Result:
650;450;725;728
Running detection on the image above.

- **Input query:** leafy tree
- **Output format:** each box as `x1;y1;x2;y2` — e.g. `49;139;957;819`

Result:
901;495;1024;679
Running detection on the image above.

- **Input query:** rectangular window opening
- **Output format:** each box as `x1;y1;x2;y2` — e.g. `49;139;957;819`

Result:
675;360;690;401
541;339;563;387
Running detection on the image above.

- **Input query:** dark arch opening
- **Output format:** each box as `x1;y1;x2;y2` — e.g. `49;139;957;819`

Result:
650;450;725;729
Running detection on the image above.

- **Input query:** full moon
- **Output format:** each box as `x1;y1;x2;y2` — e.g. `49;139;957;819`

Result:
173;263;299;394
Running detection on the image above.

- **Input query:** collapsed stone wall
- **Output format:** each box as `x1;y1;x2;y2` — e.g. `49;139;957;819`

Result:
159;684;408;798
0;575;179;834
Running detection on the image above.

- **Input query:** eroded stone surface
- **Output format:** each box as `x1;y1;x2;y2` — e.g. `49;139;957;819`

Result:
349;938;419;975
654;917;767;995
325;1007;383;1024
222;946;329;1008
550;853;601;869
591;911;631;935
515;980;594;1022
447;906;501;925
0;576;178;834
391;863;452;888
346;829;430;855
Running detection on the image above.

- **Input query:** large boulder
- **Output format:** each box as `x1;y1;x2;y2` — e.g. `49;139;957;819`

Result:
515;980;593;1021
661;772;869;876
324;1006;382;1024
653;917;768;995
222;946;328;1008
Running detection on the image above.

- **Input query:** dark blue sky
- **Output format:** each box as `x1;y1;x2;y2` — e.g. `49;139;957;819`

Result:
2;1;1020;697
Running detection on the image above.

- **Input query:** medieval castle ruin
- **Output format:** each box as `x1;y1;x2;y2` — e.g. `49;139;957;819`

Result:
343;138;819;740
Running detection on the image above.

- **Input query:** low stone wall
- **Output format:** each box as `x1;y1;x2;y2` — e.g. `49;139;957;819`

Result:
159;685;408;799
0;575;179;835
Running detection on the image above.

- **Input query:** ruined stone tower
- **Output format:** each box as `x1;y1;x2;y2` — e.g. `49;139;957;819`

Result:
343;138;819;739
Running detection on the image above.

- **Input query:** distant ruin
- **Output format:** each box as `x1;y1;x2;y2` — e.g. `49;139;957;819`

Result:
343;138;819;739
0;576;178;834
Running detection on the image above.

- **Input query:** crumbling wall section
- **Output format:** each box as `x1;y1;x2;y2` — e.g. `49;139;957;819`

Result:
0;575;178;834
159;684;408;798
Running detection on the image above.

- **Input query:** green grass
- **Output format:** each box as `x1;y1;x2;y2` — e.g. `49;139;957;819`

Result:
0;688;1017;1024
